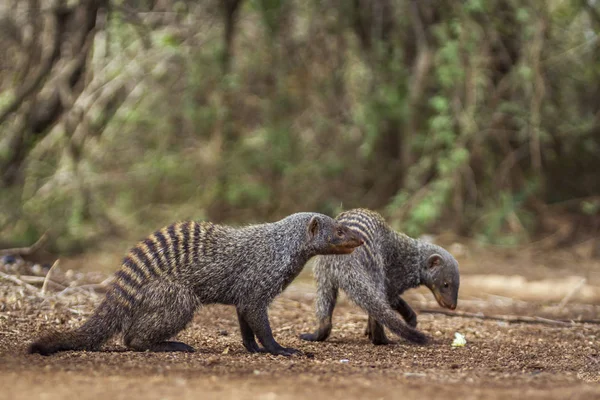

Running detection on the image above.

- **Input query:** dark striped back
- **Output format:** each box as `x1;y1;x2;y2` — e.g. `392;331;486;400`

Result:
336;209;388;266
110;221;215;308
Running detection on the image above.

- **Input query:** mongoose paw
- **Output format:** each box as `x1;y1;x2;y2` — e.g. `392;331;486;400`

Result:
149;341;196;352
269;346;302;357
299;333;324;342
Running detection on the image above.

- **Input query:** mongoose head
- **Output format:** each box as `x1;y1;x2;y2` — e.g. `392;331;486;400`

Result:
420;246;460;310
306;215;364;255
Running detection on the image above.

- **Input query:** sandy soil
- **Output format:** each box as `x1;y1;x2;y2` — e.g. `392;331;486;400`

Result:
1;247;599;400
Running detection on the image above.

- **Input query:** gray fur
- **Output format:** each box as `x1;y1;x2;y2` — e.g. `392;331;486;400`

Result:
29;212;363;356
300;208;460;345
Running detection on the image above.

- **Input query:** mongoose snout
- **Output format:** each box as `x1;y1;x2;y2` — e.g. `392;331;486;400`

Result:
320;223;364;255
426;253;459;311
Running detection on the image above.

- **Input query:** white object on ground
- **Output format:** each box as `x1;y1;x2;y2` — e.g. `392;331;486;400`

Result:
452;332;466;347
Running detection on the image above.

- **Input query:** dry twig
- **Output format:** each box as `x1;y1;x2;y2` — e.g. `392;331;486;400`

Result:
41;259;60;295
0;231;49;256
0;271;41;295
418;308;600;326
558;278;587;310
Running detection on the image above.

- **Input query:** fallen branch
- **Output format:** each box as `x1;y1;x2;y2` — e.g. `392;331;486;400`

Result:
418;308;600;326
0;271;41;295
14;275;65;290
558;278;587;310
0;231;49;256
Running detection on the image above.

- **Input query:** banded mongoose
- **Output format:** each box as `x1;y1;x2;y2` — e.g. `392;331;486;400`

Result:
299;208;460;345
29;213;364;356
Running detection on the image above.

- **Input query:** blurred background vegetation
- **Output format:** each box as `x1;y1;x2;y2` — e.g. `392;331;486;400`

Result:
1;0;599;254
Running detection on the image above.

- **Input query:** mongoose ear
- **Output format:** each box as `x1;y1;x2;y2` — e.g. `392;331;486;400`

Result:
307;216;320;239
427;254;443;268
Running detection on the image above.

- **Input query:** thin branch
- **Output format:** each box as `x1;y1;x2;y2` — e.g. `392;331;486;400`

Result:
112;4;152;49
41;259;60;295
583;0;600;32
558;278;588;310
418;308;600;326
0;230;49;256
0;5;65;126
0;271;41;294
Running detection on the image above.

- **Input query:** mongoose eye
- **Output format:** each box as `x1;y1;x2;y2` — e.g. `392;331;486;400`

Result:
336;228;345;237
443;282;449;288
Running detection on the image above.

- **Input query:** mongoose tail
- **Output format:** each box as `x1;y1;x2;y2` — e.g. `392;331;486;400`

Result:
359;296;429;344
28;297;121;355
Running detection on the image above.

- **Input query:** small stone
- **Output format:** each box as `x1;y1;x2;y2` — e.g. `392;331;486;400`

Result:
31;264;43;275
340;359;349;363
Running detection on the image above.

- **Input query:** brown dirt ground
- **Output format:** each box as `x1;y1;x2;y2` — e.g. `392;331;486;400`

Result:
1;246;600;400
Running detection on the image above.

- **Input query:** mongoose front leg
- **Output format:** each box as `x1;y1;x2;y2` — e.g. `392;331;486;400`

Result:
236;308;262;353
240;307;300;356
392;296;418;328
366;315;392;345
299;280;338;342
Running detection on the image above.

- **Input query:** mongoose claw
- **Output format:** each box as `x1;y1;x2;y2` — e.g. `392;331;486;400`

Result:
298;333;324;342
269;346;302;357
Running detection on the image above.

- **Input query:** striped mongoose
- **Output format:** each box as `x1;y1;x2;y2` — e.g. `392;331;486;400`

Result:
300;208;459;345
29;213;364;356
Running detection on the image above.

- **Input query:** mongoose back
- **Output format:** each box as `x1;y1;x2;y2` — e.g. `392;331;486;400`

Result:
29;213;363;356
300;208;459;345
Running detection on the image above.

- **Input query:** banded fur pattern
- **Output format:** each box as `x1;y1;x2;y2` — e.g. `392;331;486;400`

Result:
300;208;460;346
335;209;388;267
109;221;221;309
29;213;364;356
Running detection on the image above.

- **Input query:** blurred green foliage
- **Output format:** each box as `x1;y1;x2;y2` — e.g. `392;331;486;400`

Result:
1;0;600;251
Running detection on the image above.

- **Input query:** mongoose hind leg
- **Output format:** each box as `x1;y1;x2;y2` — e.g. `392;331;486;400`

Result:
123;281;198;352
239;306;299;356
299;279;338;342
